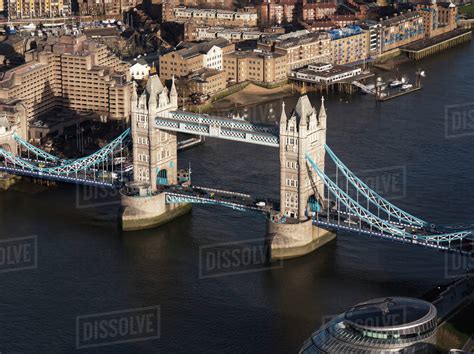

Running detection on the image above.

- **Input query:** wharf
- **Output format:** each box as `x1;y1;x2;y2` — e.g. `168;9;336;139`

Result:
377;86;422;101
289;71;375;95
401;28;472;60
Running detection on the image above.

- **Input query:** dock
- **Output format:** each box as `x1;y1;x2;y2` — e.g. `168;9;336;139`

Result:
289;71;375;95
401;28;472;60
376;86;422;101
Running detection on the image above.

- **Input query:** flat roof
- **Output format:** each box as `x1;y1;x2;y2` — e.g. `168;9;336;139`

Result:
296;63;360;78
344;297;436;330
401;28;471;52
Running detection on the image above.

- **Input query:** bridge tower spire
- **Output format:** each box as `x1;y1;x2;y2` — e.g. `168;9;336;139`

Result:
279;94;327;221
130;75;179;192
270;94;334;259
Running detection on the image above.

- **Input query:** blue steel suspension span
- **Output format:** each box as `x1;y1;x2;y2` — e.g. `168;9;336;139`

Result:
305;153;470;249
324;144;428;228
0;128;472;253
0;128;130;187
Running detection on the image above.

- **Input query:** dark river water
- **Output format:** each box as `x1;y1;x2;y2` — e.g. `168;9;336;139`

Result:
0;40;473;353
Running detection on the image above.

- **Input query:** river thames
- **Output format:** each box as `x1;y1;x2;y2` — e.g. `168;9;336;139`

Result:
0;40;473;352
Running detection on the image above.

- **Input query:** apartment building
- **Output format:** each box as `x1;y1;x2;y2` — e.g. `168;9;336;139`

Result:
159;38;234;80
302;3;337;22
0;35;131;131
172;7;258;27
328;26;370;65
379;12;425;52
8;0;70;18
259;1;286;26
223;50;287;84
193;27;264;42
78;0;138;16
258;31;330;72
187;68;227;96
360;20;382;56
416;1;457;38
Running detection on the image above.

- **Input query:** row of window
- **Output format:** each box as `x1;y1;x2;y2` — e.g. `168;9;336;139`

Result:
286;178;298;187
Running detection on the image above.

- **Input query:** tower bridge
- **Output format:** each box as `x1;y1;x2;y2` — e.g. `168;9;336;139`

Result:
0;75;473;259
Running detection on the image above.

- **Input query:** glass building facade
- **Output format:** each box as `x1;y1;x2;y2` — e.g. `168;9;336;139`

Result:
300;297;438;353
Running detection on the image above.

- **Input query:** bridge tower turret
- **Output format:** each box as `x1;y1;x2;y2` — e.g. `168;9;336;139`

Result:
279;95;326;221
169;75;178;108
130;75;179;191
270;95;334;259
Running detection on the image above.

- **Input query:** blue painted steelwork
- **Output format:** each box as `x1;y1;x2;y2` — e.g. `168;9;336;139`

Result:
154;110;279;147
155;117;279;147
324;144;427;228
0;129;130;189
306;153;470;244
0;165;115;187
165;192;261;212
313;219;472;255
0;129;130;175
14;134;61;162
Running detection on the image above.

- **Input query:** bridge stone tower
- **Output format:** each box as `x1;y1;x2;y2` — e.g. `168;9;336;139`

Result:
0;116;18;155
279;95;326;220
121;75;191;231
269;95;335;260
130;75;179;191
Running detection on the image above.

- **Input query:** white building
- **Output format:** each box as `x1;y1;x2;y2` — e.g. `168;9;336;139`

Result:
130;60;151;80
290;63;362;84
202;45;223;71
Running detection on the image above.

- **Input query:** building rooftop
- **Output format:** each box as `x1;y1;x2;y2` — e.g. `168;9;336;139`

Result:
83;27;121;38
188;68;223;82
328;25;364;40
226;49;285;59
344;297;434;329
262;31;329;48
296;62;360;78
300;297;438;354
380;11;421;27
175;38;230;59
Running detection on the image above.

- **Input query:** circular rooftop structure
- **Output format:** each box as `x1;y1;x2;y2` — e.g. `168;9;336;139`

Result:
300;297;438;353
345;297;435;330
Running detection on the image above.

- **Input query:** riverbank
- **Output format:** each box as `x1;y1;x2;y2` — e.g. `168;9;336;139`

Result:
373;54;412;71
210;83;295;113
437;299;474;352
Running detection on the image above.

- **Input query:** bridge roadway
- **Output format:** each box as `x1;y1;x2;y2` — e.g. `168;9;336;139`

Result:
155;111;280;147
314;210;474;255
0;165;116;187
162;184;277;213
161;184;474;254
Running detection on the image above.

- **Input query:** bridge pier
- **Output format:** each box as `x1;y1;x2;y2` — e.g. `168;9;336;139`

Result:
267;219;335;260
0;173;20;191
120;187;191;231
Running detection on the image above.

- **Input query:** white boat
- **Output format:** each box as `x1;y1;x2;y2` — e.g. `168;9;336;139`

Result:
401;84;413;91
389;79;402;88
